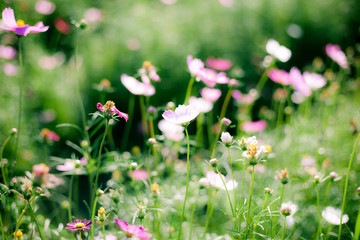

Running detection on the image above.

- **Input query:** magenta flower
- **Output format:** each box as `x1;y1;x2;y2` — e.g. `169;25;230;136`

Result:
97;101;128;121
325;44;349;69
289;67;311;97
206;57;232;71
0;8;49;36
0;45;16;60
115;218;152;240
66;219;92;231
200;87;222;102
268;69;291;85
187;55;204;76
121;74;155;96
241;120;267;133
40;128;60;141
197;68;229;87
162;104;200;126
303;72;326;90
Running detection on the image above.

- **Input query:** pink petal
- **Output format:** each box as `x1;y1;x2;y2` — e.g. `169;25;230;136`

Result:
200;87;222;102
121;74;155;96
241;120;267;132
112;107;129;122
206;57;232;71
2;8;17;29
97;103;103;111
289;67;311;97
268;69;291;85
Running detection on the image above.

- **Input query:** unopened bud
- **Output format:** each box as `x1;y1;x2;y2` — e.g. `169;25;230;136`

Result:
357;187;360;196
329;172;338;180
97;189;104;196
36;187;44;195
148;106;157;114
229;79;239;87
314;175;320;183
264;187;272;194
280;206;292;216
80;140;89;148
130;162;138;170
166;101;175;110
209;158;218;168
98;207;106;221
148;138;157;145
220;117;232;127
220;132;233;147
79;19;87;29
136;202;146;220
151;184;160;195
10;128;18;135
14;230;23;239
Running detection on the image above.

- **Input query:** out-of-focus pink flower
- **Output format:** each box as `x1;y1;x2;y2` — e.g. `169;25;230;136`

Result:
139;61;160;83
35;0;56;15
241;120;267;133
197;68;229;87
289;67;311;97
158;119;184;141
115;218;152;240
187;55;204;77
199;171;238;191
268;69;291;85
32;163;50;177
56;158;87;174
303;72;326;90
247;164;266;174
0;45;16;59
160;0;177;5
232;90;255;105
126;38;140;50
4;63;18;76
188;96;213;113
266;39;291;62
0;8;49;36
38;53;65;69
291;91;306;104
40;128;60;141
54;18;71;34
200;87;222;102
121;74;155;96
206;57;232;71
94;234;118;240
325;44;349;69
97;101;128;121
218;0;234;7
129;169;148;181
84;8;103;22
162;104;200;126
44;173;63;188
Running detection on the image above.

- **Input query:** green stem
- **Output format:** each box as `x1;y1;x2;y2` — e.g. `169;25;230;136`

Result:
155;197;160;240
139;96;149;138
28;202;46;240
262;194;268;211
354;200;360;240
68;174;74;223
246;165;255;237
316;184;322;240
279;184;285;207
121;94;135;151
203;188;215;238
90;196;98;240
219;89;233;120
227;147;237;214
253;194;269;240
338;133;360;240
276;99;285;128
177;127;191;240
14;199;30;238
210;124;223;158
0;208;6;240
241;160;246;201
189;187;200;240
324;181;332;201
149;117;158;171
184;76;195;105
282;217;286;240
215;167;235;220
0;136;11;185
79;231;82;240
102;221;106;240
91;120;109;239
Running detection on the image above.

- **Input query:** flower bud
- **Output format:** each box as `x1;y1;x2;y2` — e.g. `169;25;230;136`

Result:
220;132;233;147
36;187;44;195
329;171;338;180
280;205;292;216
220;117;232;127
14;230;23;239
80;140;89;148
130;162;138;171
356;187;360;196
264;187;272;194
198;178;209;188
10;128;18;135
209;158;218;168
79;19;87;29
96;189;104;196
229;79;239;88
151;183;160;196
314;175;320;184
97;207;106;221
166;101;175;110
136;202;147;220
148;138;157;145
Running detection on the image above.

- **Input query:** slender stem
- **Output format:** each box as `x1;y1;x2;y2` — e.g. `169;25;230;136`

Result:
316;184;322;240
177;127;191;240
189;187;200;240
210;124;223;158
155;197;160;240
279;184;285;207
227;147;237;214
68;174;74;223
121;94;135;151
149;117;158;171
139;96;149;138
215;167;235;219
219;89;234;120
241;161;246;201
354;199;360;240
184;76;195;105
1;136;11;185
0;208;6;240
203;188;215;238
90;196;98;239
246;165;255;237
91;120;109;239
262;194;268;211
28;202;46;240
253;194;269;240
324;181;332;201
79;231;82;240
282;217;286;240
338;133;360;240
14;200;30;237
102;221;106;240
276;99;285;128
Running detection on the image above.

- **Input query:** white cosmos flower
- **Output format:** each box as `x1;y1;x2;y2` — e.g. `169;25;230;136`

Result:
266;39;292;62
199;171;238;191
322;207;349;225
158;119;184;141
162;104;200;126
188;96;213;113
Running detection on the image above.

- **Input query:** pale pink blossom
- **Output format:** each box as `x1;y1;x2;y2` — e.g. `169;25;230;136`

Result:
0;45;16;59
241;120;267;133
32;163;50;177
187;55;204;76
206;57;232;71
268;69;291;85
266;39;291;62
232;90;255;105
322;207;349;225
84;8;103;23
200;87;222;102
291;91;306;104
129;169;148;181
158;119;184;141
199;171;238;191
54;18;71;34
325;44;349;69
197;68;229;87
188;96;213;113
0;8;49;36
139;61;160;83
303;72;326;90
162;104;200;126
290;67;311;97
35;0;56;15
121;74;155;96
44;173;63;188
56;158;87;174
218;0;234;7
160;0;177;5
4;63;18;76
115;219;152;240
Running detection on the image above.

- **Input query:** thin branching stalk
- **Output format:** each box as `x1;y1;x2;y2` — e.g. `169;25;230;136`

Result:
338;133;360;240
14;198;30;237
354;199;360;240
324;181;332;201
177;127;191;240
0;136;11;186
189;187;200;240
282;216;286;240
149;116;158;171
316;184;322;240
279;184;285;207
184;76;195;105
246;165;255;238
68;174;74;223
0;208;6;240
102;221;106;240
90;196;99;239
219;88;233;120
139;96;149;138
227;147;237;215
241;161;246;201
203;187;215;238
28;202;46;240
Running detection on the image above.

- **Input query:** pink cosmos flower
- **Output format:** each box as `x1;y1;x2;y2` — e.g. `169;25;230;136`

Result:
4;63;18;76
129;169;148;181
94;234;118;240
84;8;103;23
266;39;291;62
197;68;229;87
115;218;152;240
56;158;87;174
66;219;92;231
289;67;311;97
139;61;160;83
43;173;63;188
54;18;71;34
200;87;222;102
40;128;60;141
32;163;50;177
241;120;267;133
199;171;238;191
232;90;255;105
188;96;213;113
121;74;155;96
206;57;232;71
158;119;185;141
162;104;200;126
35;0;56;15
218;0;234;7
303;72;326;90
268;69;291;85
325;44;349;69
97;101;129;121
187;55;204;76
0;8;49;36
0;45;16;59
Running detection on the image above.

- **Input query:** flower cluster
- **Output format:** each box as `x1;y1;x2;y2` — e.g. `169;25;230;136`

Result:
241;136;268;165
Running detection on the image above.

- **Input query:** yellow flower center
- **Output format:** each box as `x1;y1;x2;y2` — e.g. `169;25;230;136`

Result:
98;207;105;215
142;61;153;70
103;101;115;112
151;184;160;194
14;230;23;238
75;223;85;228
247;143;258;156
16;20;26;26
